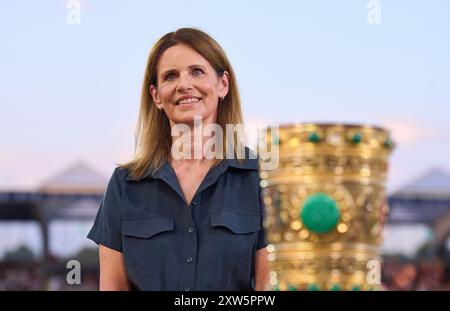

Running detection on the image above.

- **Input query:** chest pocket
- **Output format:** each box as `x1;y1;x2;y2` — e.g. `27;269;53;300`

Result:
210;210;261;234
208;210;261;267
121;216;175;290
122;216;174;238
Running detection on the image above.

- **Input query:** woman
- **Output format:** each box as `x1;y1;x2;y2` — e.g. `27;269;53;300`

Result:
88;28;270;291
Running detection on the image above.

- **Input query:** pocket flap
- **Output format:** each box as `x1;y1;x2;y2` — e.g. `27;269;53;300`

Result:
123;216;174;238
210;210;261;234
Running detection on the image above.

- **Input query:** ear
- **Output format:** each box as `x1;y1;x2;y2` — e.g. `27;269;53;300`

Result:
150;85;163;110
218;71;229;98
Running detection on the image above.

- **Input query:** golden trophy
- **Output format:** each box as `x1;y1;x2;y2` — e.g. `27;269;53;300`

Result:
260;123;395;291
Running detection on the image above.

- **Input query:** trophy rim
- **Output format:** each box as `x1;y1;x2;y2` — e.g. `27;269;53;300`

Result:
277;122;389;132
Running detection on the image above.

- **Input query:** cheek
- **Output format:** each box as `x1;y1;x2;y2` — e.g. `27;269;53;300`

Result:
158;84;175;103
198;80;218;97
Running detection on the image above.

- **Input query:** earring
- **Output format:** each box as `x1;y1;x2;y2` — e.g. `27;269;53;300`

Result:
219;96;224;103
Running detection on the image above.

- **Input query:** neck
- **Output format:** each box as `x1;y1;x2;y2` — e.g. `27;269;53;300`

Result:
169;116;220;163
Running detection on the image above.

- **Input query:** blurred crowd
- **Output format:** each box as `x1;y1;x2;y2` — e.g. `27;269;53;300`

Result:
382;259;450;291
1;259;450;291
0;262;98;291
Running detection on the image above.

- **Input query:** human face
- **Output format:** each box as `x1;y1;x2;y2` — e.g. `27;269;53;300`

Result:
150;44;229;127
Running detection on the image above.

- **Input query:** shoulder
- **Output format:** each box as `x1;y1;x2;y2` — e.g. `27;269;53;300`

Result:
109;166;132;185
226;147;260;171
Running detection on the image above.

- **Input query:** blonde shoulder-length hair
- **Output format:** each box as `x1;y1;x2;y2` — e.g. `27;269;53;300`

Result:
120;28;244;180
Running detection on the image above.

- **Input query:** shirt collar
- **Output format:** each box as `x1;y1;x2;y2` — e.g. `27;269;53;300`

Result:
126;148;258;182
226;157;258;170
225;146;259;170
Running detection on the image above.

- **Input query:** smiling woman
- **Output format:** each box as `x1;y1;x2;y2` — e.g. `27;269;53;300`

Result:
87;28;270;291
150;43;228;128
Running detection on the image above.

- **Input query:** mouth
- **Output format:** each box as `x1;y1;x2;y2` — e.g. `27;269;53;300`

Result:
175;96;202;106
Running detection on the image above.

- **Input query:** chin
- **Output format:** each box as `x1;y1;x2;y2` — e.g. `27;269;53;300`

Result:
168;107;217;126
172;114;203;125
174;111;209;123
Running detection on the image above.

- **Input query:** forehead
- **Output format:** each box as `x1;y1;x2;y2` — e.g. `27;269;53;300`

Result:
157;44;211;72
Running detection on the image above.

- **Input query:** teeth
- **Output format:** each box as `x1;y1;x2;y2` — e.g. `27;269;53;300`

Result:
177;97;200;105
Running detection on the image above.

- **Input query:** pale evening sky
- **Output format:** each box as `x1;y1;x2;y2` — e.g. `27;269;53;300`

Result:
1;0;450;193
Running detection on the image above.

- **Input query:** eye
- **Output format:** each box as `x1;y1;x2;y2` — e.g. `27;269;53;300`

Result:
192;68;204;76
164;72;177;81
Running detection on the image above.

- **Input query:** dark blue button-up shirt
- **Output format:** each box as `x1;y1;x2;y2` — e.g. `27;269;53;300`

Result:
87;156;267;291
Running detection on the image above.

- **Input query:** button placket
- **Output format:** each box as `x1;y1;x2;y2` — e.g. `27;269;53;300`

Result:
179;193;200;291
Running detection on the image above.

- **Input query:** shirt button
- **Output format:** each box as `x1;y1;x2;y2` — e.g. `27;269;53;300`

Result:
188;227;194;233
184;287;191;291
192;198;198;205
186;256;193;263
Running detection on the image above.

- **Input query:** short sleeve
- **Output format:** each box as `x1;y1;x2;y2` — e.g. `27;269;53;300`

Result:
256;181;268;250
87;168;123;252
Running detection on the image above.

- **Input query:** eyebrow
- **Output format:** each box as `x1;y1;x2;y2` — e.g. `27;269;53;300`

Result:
159;64;207;78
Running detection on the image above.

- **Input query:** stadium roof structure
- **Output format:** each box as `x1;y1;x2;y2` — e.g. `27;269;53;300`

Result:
393;168;450;199
37;162;108;194
388;167;450;224
0;162;105;221
0;161;107;259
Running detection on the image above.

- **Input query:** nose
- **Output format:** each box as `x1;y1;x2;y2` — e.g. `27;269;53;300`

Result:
176;72;193;93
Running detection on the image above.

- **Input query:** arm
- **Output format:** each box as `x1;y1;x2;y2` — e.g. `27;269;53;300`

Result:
254;247;270;291
99;244;132;291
